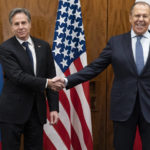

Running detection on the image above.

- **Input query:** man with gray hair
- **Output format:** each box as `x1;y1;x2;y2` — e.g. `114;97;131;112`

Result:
0;8;62;150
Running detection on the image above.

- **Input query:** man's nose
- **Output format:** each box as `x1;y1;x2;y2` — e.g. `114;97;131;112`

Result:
139;16;144;21
18;24;23;28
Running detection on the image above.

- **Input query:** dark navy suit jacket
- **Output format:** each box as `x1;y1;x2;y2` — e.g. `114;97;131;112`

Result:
0;36;59;124
66;31;150;122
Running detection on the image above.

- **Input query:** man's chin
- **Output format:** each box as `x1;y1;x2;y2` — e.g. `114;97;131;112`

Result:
134;29;147;35
17;36;27;40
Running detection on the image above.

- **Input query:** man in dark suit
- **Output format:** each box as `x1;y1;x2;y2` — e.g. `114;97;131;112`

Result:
54;1;150;150
0;8;62;150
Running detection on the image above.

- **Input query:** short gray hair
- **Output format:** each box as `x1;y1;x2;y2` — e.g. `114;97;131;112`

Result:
9;8;31;24
130;1;150;15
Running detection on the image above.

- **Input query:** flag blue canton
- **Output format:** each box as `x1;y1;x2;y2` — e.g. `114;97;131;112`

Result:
52;0;86;73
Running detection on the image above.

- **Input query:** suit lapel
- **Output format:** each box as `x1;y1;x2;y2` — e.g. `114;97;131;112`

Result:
142;45;150;73
123;32;138;74
32;38;42;76
12;37;34;74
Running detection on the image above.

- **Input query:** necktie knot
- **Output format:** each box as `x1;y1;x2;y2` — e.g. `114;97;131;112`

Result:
137;35;143;41
22;41;29;48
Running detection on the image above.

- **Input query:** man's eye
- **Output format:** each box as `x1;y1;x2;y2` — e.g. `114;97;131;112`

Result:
22;22;26;25
134;15;149;18
14;23;19;26
135;15;140;18
143;15;148;18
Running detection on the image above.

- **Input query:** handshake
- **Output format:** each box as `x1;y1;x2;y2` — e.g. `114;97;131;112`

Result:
47;77;66;92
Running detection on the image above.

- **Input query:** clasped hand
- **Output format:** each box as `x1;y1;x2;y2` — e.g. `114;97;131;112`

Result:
48;77;65;92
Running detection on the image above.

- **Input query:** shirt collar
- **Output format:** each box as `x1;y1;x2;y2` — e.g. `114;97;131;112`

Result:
16;36;33;46
131;28;150;39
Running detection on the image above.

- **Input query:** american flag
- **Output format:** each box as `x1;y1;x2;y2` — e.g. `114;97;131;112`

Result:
43;0;93;149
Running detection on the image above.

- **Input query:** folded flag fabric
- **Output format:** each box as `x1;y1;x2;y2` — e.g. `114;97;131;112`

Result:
43;0;93;149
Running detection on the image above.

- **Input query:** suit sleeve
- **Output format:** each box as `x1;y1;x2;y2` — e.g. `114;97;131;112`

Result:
66;38;113;89
0;46;46;92
44;44;59;112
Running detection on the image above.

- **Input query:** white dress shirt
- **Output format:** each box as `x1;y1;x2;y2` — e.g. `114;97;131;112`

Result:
131;29;150;65
16;36;37;75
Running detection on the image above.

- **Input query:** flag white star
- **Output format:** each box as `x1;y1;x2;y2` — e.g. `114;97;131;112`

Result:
57;16;66;25
53;47;61;56
80;25;84;32
78;44;83;51
60;59;68;68
64;39;69;47
75;11;81;19
54;36;62;45
79;32;85;42
72;31;78;39
56;26;64;35
72;21;79;29
68;8;73;15
62;49;68;57
76;1;81;9
59;6;67;15
66;28;71;37
70;41;76;49
69;0;75;6
69;51;74;59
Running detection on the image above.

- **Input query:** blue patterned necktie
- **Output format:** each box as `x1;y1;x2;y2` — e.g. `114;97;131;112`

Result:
135;36;144;74
22;41;34;70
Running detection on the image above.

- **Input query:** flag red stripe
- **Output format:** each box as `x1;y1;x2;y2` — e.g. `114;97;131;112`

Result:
70;88;93;149
59;90;70;118
71;125;82;150
64;67;71;77
46;102;71;150
49;66;85;149
73;57;83;72
73;57;90;105
45;100;71;150
59;84;83;149
82;81;90;103
133;127;142;150
65;58;91;108
53;120;71;150
64;66;93;149
45;61;93;149
43;131;57;150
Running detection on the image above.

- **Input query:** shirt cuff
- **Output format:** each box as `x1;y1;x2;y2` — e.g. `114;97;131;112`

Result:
45;79;48;88
64;78;68;87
